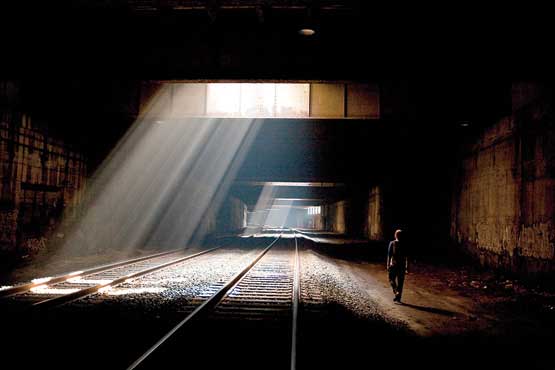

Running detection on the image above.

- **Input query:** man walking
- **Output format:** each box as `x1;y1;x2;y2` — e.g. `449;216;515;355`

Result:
387;229;409;303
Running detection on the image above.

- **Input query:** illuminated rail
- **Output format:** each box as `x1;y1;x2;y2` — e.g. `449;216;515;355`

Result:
1;246;227;308
126;231;301;370
291;231;300;370
34;246;225;308
0;249;183;298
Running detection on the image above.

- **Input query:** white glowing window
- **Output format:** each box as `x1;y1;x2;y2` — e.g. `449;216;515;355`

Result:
308;206;321;215
206;83;309;118
206;83;241;117
240;84;275;117
276;84;310;117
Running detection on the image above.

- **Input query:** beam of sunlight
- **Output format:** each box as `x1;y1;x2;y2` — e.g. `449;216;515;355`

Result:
64;271;85;282
265;200;294;229
245;186;295;235
48;83;261;263
31;277;53;285
98;286;113;293
103;287;167;296
30;286;80;295
244;184;277;235
66;277;113;285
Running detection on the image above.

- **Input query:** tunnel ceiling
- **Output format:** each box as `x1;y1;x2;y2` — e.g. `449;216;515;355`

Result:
1;1;551;79
1;2;551;195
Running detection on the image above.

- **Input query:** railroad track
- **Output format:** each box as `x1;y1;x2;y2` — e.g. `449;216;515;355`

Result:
0;245;225;308
1;231;302;370
127;230;301;370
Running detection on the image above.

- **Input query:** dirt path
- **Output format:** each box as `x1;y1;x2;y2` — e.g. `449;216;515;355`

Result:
306;247;554;338
339;260;495;335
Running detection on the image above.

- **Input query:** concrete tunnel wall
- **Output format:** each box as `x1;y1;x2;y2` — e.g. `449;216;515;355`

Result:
450;83;555;275
325;200;347;234
319;83;554;277
324;185;387;241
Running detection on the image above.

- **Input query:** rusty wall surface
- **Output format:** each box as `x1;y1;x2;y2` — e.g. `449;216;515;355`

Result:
451;83;554;274
326;200;347;234
0;106;87;257
314;212;324;230
366;186;384;240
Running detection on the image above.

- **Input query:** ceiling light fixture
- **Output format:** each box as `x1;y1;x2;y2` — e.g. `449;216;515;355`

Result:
298;28;316;36
299;6;317;36
458;120;471;127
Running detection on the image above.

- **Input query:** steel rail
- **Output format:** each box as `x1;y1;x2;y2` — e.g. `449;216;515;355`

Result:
33;246;224;308
290;231;300;370
0;249;183;298
126;234;282;370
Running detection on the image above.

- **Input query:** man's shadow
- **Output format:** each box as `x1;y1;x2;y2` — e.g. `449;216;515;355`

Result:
398;302;456;317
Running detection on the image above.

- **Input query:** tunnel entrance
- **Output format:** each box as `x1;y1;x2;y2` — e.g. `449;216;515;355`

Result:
239;181;342;232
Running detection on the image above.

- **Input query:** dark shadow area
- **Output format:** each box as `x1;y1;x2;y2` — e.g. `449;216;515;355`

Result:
2;295;552;370
299;301;553;370
304;239;388;263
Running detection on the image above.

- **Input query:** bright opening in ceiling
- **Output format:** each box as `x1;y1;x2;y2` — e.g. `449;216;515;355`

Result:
150;82;379;119
206;83;310;118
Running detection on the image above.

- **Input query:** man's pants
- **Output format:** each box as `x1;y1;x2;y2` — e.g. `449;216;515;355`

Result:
388;267;405;298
